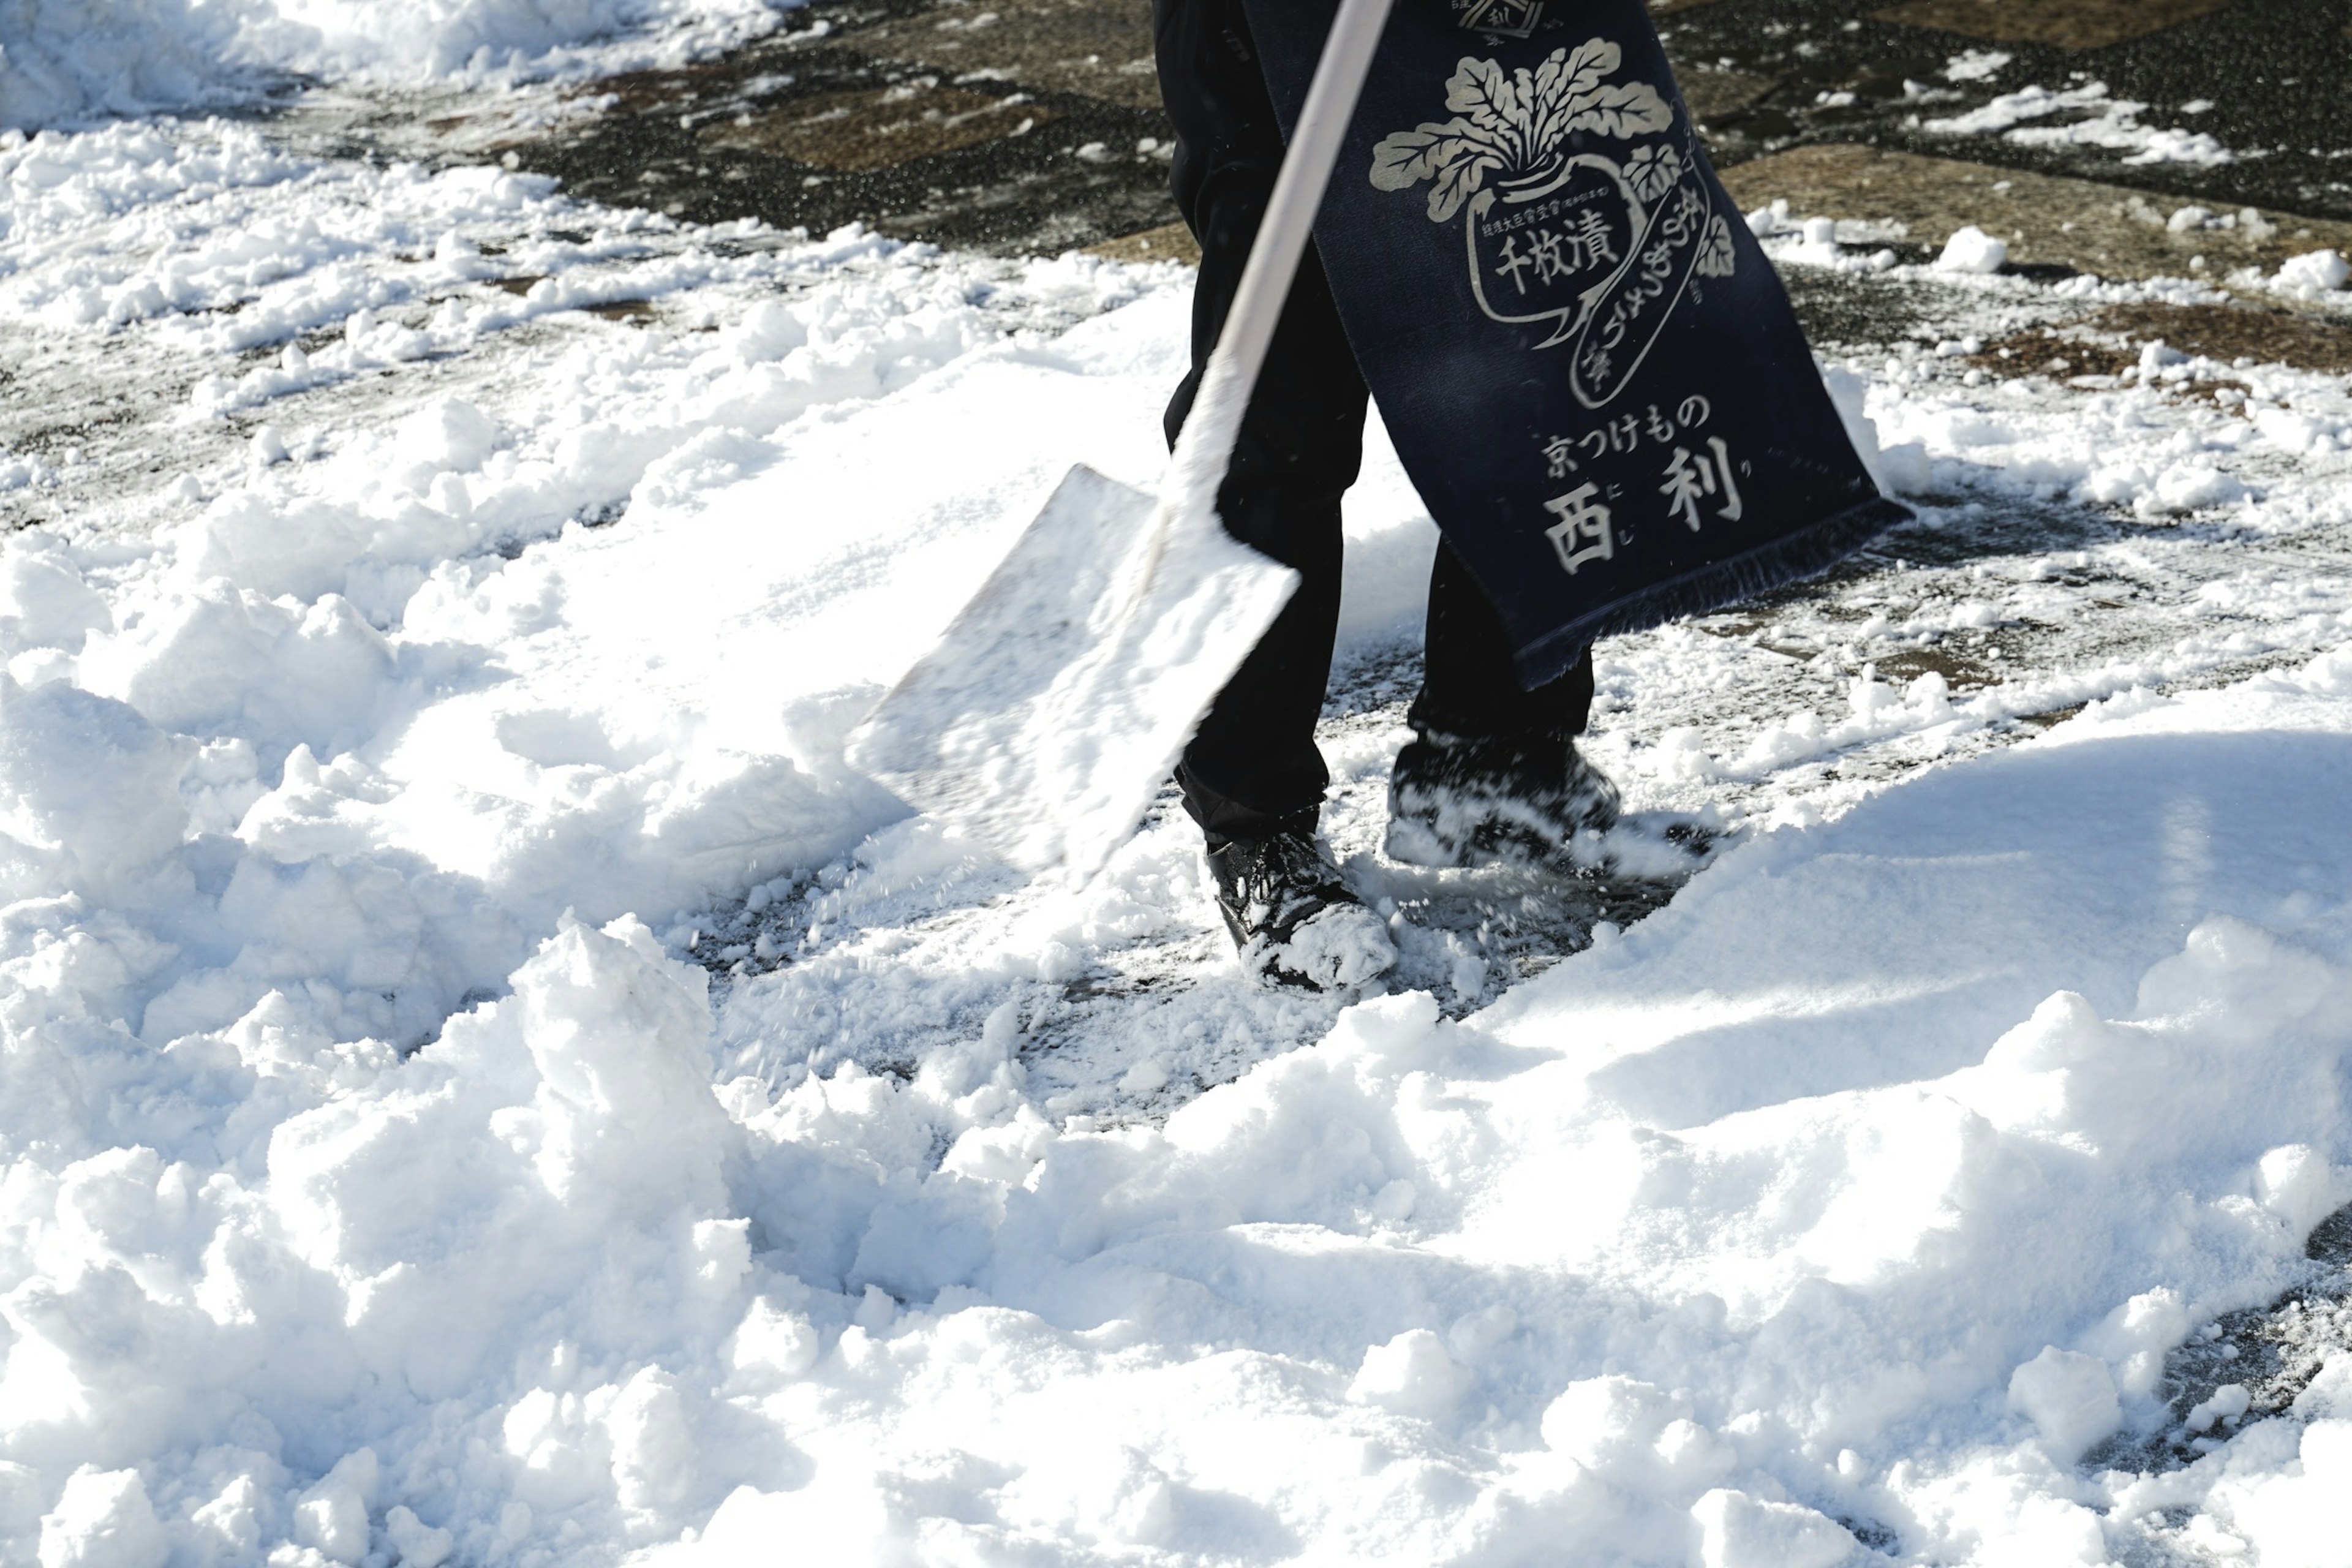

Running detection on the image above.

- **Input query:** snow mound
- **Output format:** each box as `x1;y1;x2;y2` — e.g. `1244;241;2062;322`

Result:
1270;899;1399;991
2272;248;2350;300
0;0;787;128
1935;224;2008;274
254;0;782;80
0;0;241;128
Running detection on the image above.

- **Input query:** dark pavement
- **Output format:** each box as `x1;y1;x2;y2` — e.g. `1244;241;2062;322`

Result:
393;0;2352;260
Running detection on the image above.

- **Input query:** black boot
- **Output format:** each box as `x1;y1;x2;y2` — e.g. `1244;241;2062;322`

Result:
1384;733;1622;870
1205;826;1397;990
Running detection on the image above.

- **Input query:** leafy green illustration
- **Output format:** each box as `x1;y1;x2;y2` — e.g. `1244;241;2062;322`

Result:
1622;143;1684;205
1370;40;1674;222
1695;214;1738;277
1368;121;1506;224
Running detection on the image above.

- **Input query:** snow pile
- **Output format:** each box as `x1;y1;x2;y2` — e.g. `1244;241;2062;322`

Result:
0;118;1185;930
249;0;782;80
1934;225;2008;274
2271;248;2350;300
1925;81;2234;166
3;111;2352;1567
1743;210;1902;278
0;0;243;128
0;0;786;129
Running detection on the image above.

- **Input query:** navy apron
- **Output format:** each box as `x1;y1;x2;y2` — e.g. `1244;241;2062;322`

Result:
1240;0;1912;685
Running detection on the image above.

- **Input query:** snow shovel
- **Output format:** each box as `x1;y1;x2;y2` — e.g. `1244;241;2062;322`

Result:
846;0;1398;877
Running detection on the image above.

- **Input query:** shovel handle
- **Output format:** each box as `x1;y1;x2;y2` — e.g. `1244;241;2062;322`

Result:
1159;0;1397;527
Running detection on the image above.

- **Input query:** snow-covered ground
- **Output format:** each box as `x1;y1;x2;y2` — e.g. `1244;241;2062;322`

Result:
4;87;2352;1568
0;0;788;127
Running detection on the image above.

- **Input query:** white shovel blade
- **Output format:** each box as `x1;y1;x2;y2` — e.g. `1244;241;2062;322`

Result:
848;464;1298;875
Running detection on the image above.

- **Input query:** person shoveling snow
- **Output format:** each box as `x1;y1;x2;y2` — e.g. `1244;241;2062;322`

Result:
1152;0;1907;988
860;0;1905;991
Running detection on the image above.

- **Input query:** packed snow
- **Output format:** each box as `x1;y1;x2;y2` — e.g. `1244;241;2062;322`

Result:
4;83;2352;1568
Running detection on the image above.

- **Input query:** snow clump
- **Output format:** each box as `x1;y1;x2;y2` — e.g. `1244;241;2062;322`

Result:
1926;81;2234;166
2272;248;2350;299
1942;49;2010;83
1936;224;2008;274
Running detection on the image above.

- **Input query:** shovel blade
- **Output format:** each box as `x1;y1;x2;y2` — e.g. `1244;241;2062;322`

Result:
849;464;1298;875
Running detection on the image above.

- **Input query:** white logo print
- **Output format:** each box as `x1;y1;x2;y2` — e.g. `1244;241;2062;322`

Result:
1370;40;1739;409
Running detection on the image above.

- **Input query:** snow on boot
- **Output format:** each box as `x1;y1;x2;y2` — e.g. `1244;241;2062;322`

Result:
1206;828;1397;991
1384;733;1623;871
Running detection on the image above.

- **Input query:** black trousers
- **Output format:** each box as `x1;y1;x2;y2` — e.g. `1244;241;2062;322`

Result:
1155;0;1593;844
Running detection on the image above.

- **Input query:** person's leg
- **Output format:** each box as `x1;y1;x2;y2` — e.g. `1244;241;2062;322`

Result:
1387;543;1619;866
1409;540;1591;745
1155;0;1370;846
1151;0;1392;990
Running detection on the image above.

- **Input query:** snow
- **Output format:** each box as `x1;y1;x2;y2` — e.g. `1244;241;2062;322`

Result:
2271;249;2350;300
0;0;239;129
1924;82;2235;167
1942;51;2010;85
0;0;787;128
2;102;2352;1568
1935;225;2008;275
2011;1348;2125;1461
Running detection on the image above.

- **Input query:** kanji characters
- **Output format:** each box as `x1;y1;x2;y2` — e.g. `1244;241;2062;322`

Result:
1544;484;1615;575
1659;436;1744;532
1493;233;1536;296
1528;226;1571;286
1493;211;1621;300
1573;209;1619;272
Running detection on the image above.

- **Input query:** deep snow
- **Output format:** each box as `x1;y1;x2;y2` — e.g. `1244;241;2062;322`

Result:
2;99;2352;1568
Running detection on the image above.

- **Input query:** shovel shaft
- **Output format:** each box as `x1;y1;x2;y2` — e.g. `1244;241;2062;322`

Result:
1160;0;1396;527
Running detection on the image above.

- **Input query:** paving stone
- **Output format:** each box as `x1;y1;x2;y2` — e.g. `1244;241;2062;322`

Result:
1969;300;2352;380
816;0;1165;112
1656;0;2352;222
1676;66;1778;128
1083;219;1202;263
703;81;1058;171
276;0;2352;262
448;7;1177;254
1716;142;2352;282
1871;0;2238;51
